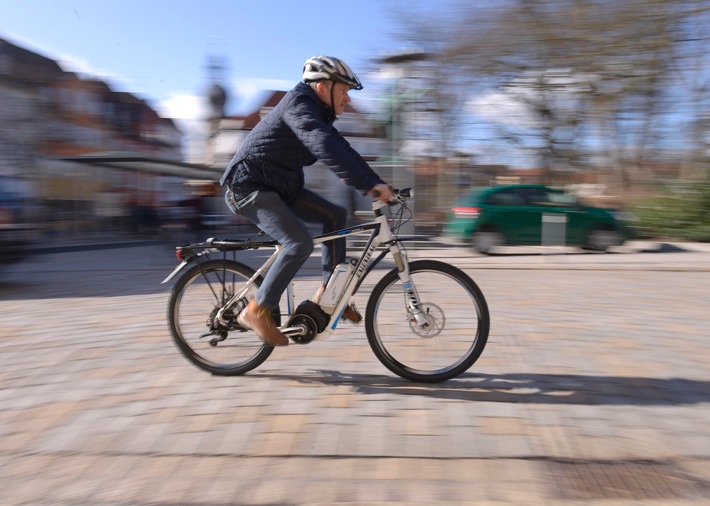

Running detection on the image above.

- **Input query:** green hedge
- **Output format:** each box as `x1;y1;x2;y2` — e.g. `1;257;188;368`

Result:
631;182;710;242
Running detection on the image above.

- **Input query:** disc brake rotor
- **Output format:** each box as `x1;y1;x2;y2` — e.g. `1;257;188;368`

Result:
408;302;445;337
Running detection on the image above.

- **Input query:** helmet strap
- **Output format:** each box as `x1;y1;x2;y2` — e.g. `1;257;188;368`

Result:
313;79;337;122
329;82;336;120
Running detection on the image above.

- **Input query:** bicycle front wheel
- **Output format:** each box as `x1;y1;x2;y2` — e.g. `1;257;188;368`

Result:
365;260;489;383
168;259;274;376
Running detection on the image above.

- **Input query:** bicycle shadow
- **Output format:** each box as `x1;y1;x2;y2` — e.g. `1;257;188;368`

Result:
254;370;710;406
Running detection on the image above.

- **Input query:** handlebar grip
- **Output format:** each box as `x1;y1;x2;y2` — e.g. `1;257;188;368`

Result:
371;187;413;200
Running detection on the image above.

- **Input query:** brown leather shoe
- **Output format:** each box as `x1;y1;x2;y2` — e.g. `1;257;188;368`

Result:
341;304;362;324
237;299;289;346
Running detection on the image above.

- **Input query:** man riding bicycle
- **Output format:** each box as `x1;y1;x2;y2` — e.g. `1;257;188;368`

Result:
220;55;393;346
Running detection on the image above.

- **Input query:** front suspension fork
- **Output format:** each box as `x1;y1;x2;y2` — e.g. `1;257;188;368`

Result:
391;247;434;328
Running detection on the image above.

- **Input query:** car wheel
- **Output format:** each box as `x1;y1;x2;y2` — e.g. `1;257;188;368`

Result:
585;228;624;252
470;229;504;255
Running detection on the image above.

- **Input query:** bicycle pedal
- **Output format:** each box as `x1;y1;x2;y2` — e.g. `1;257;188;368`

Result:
341;303;362;324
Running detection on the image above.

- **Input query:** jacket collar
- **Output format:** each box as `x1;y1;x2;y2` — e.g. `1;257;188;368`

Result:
296;81;336;123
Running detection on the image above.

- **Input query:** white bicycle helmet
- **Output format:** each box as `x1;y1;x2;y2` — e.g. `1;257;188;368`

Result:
302;56;363;90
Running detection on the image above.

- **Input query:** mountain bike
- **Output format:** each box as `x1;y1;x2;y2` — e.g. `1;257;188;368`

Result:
162;189;490;383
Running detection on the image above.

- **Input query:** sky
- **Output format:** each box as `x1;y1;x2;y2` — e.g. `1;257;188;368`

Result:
4;2;699;170
1;0;418;161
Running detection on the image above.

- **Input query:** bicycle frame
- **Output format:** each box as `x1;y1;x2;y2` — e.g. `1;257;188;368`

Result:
288;200;403;339
240;200;410;341
163;194;431;342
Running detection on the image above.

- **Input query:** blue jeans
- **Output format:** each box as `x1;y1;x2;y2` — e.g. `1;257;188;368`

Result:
225;188;347;308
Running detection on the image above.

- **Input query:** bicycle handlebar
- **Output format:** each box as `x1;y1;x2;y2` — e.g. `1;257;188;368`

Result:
371;187;413;202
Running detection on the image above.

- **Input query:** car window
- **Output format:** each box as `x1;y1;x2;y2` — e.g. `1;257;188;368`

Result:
514;187;547;206
546;191;579;207
531;192;554;206
485;190;526;206
515;188;577;207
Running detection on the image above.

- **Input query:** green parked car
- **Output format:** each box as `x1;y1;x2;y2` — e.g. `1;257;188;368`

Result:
445;185;630;254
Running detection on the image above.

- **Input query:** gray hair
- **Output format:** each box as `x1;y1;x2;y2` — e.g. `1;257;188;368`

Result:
307;80;331;92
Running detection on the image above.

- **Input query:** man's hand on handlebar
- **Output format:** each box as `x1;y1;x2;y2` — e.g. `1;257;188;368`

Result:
368;184;395;202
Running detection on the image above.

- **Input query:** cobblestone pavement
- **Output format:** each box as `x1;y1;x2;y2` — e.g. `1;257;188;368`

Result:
0;241;709;505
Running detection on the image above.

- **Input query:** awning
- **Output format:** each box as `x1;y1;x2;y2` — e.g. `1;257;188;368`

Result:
56;152;223;181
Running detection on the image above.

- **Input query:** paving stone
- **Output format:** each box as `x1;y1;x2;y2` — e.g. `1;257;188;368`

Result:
1;244;709;504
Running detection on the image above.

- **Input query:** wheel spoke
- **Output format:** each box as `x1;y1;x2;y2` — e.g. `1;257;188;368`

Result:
168;260;273;375
366;260;489;383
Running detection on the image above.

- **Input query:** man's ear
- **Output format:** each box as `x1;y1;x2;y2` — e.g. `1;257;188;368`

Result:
315;81;331;103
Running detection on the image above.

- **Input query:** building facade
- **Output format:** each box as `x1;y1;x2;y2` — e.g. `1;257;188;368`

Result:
0;37;195;236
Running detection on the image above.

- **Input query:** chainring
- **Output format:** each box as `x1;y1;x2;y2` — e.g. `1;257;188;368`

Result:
287;314;318;344
286;300;331;344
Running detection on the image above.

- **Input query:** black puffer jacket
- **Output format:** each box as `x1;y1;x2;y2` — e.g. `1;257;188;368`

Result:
220;82;385;204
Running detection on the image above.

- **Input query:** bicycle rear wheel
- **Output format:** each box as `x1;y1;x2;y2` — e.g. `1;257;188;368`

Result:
168;259;274;375
365;260;489;383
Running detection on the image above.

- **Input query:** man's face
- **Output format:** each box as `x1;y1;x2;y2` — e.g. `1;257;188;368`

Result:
331;82;351;116
317;81;351;116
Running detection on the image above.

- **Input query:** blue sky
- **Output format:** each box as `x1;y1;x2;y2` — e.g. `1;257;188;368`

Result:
1;0;404;103
3;2;700;169
2;0;420;159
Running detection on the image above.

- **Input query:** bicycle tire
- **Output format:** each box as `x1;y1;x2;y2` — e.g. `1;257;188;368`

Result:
365;260;489;383
168;259;275;375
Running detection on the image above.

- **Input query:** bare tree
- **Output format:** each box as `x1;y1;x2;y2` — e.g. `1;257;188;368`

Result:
388;0;709;193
